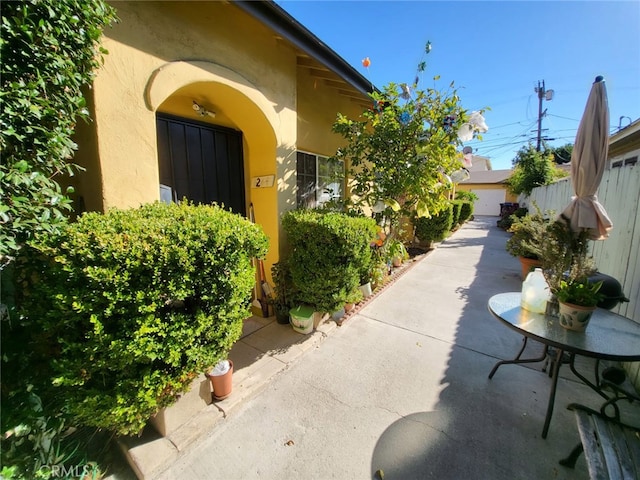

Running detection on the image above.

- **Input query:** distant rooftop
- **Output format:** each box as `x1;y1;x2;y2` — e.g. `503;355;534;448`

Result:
462;170;512;184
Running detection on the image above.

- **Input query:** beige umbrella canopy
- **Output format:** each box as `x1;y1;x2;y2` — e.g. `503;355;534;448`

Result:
560;76;613;240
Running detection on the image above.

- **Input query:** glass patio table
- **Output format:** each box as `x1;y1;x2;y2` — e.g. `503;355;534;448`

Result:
487;292;640;438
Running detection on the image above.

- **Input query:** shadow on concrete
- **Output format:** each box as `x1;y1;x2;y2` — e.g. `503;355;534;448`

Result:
369;216;598;479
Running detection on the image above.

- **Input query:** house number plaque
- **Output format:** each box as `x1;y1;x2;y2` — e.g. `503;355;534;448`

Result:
251;175;275;188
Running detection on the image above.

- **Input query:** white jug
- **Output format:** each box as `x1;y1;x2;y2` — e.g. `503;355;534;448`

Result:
521;268;551;313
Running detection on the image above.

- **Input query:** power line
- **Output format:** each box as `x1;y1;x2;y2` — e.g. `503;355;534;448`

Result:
481;120;531;130
547;113;579;122
473;119;538;154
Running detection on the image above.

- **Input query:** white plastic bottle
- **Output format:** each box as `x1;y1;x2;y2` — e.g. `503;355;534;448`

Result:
521;268;551;313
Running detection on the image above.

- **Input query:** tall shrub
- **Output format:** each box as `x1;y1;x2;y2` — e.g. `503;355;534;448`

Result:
282;210;377;313
413;204;454;245
450;200;462;226
458;200;474;224
8;202;268;436
0;0;117;263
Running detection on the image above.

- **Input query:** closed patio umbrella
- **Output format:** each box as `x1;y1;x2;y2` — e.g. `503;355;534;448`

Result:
560;76;612;240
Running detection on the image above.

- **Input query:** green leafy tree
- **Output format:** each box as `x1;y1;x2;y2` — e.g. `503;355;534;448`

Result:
330;43;482;238
507;144;567;196
551;143;573;164
0;0;117;265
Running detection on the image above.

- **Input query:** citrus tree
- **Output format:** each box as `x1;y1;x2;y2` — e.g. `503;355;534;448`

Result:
330;44;484;238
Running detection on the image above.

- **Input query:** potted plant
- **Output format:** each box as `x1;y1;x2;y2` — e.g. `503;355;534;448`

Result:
358;245;376;298
359;269;373;298
555;278;603;331
270;261;294;325
289;304;315;334
387;238;409;267
282;210;376;316
370;260;388;291
344;287;364;313
506;207;549;279
538;215;595;297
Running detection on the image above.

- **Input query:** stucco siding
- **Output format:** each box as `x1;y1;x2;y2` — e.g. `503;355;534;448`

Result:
72;1;376;282
89;1;297;212
296;65;367;157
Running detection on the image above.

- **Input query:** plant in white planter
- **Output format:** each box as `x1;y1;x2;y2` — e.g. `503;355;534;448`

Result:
282;210;376;315
555;278;603;331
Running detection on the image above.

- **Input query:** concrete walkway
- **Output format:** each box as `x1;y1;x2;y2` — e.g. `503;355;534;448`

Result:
119;216;621;479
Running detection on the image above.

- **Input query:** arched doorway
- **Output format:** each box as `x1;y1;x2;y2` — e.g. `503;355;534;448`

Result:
147;61;287;288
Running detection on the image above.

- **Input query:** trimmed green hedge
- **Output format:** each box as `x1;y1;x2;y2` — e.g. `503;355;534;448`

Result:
282;210;377;313
413;203;454;244
458;200;474;224
450;200;463;226
11;202;268;436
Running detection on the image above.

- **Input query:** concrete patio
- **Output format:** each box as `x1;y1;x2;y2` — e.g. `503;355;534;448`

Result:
113;216;639;479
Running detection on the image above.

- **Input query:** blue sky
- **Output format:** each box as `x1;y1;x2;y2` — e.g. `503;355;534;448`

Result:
276;0;640;170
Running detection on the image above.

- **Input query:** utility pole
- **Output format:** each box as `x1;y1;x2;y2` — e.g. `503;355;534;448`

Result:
534;80;553;151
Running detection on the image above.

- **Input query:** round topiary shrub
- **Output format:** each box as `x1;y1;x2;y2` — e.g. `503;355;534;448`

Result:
12;202;268;436
282;210;377;313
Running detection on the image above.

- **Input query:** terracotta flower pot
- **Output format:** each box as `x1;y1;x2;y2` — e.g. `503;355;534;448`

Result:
519;256;542;280
558;302;596;332
206;360;233;401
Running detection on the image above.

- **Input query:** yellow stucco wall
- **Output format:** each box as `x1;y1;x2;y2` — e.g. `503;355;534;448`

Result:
296;66;367;156
73;1;305;272
71;1;370;288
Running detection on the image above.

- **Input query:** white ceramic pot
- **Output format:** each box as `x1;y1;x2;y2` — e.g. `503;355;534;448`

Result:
359;282;373;298
558;301;596;332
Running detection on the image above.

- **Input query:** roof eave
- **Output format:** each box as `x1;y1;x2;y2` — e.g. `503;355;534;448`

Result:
234;0;375;96
609;118;640;158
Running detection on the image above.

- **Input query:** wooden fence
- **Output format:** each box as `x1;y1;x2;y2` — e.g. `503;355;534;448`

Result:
528;164;640;386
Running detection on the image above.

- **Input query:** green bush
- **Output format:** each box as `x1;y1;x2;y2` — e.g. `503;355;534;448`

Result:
0;0;117;262
413;204;453;244
506;144;567;195
458;200;474;224
450;200;463;226
1;388;105;480
455;190;478;202
9;202;268;436
497;207;528;230
282;210;377;313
